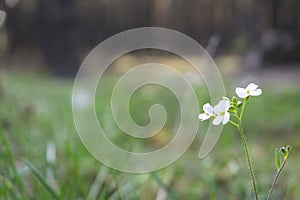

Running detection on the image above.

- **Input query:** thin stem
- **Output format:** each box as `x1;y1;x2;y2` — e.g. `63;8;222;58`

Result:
267;159;287;200
237;123;259;200
239;98;247;121
234;112;241;122
229;120;239;127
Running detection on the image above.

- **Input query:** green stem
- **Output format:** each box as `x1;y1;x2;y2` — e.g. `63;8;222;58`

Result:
229;120;239;127
238;123;259;200
267;159;287;200
234;112;240;122
239;98;247;121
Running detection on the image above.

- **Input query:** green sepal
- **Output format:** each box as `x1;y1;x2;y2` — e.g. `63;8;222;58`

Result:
286;145;291;153
283;145;291;160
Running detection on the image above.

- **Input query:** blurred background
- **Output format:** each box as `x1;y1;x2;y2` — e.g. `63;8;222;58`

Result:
0;0;300;199
1;0;300;73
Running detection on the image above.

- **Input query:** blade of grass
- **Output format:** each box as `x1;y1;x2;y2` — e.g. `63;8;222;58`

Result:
25;159;61;200
104;169;125;200
150;173;179;200
154;169;174;200
1;175;22;199
107;175;148;200
87;166;109;200
0;128;24;195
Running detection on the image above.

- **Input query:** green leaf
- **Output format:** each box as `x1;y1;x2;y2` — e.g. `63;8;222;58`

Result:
275;148;281;172
283;145;291;160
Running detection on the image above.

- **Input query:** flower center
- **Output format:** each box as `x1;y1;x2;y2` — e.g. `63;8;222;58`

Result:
220;111;225;116
246;89;250;94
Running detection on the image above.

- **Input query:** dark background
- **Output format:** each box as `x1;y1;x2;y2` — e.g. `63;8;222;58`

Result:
1;0;300;74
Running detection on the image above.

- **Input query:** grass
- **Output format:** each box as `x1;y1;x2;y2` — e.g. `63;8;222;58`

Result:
0;71;300;199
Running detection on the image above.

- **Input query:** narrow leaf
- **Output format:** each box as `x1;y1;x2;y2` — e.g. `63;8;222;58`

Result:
286;145;291;153
275;148;281;172
25;160;61;200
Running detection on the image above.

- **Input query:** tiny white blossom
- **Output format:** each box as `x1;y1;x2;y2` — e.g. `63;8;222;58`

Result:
235;83;262;98
198;103;214;121
213;100;230;125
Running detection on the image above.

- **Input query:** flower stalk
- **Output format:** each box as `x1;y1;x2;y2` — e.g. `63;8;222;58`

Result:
198;82;290;199
232;99;259;200
266;159;286;200
267;145;291;200
237;121;259;200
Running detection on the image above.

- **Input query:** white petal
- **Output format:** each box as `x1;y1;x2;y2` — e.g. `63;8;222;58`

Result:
214;100;229;113
198;113;210;121
203;103;213;115
222;100;230;111
213;103;222;114
212;116;222;125
250;89;262;96
222;112;230;124
235;87;248;98
246;83;258;91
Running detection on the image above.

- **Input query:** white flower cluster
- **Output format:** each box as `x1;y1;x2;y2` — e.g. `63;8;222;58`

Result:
198;83;262;125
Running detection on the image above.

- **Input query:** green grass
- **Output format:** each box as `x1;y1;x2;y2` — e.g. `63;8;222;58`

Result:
0;71;300;199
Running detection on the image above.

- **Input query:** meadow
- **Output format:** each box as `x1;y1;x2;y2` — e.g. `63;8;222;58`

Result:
0;70;300;199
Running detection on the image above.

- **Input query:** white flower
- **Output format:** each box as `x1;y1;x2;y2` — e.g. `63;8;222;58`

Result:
198;103;214;121
212;100;230;125
235;83;262;98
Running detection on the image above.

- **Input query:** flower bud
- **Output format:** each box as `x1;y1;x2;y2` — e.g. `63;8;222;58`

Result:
237;101;243;108
280;147;287;157
232;96;237;103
